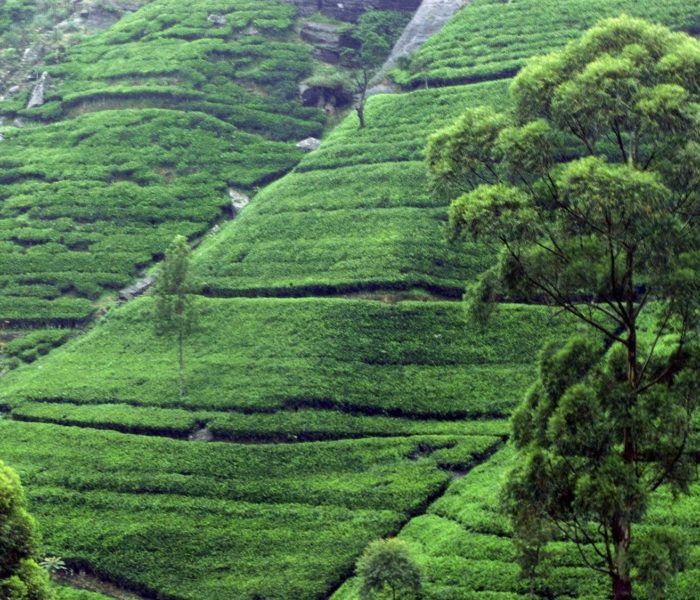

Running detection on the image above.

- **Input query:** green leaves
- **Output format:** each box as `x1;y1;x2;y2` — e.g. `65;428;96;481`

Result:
356;538;422;600
0;461;51;600
426;106;508;198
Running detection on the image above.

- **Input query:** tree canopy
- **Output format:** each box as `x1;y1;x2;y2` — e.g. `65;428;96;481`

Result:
427;16;700;600
0;460;52;600
153;235;197;401
356;538;422;600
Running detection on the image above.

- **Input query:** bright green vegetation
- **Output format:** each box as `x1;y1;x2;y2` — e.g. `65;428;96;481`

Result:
0;420;501;599
192;80;510;297
1;328;74;369
392;0;700;87
1;297;581;421
0;296;577;597
335;447;700;599
54;588;113;600
0;0;326;326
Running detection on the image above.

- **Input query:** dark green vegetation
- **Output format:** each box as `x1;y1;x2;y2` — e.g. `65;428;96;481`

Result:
1;298;579;422
392;0;700;88
0;0;325;327
434;17;700;598
335;447;700;599
0;297;578;597
0;420;498;599
0;459;52;600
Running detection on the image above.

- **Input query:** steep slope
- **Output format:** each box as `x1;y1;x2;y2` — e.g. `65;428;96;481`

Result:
191;80;508;297
392;0;700;87
0;0;152;95
0;0;325;328
380;0;471;73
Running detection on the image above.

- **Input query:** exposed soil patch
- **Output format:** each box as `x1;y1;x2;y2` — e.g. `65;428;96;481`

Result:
56;572;148;600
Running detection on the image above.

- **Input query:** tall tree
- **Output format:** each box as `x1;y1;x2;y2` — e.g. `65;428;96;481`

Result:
342;12;393;129
427;17;700;600
0;460;53;600
153;235;197;401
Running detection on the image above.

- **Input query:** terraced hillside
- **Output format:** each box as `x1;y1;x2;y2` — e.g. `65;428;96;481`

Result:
392;0;700;87
1;1;700;599
0;0;325;328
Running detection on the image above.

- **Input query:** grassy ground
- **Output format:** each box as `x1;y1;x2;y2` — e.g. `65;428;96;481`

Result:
1;0;698;598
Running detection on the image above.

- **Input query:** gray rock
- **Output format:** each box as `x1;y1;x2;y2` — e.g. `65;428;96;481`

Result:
285;0;421;22
118;276;155;301
13;118;25;128
189;427;214;442
229;189;250;213
380;0;472;74
27;72;49;109
296;137;321;152
300;21;344;46
22;47;39;64
208;13;227;27
7;85;20;95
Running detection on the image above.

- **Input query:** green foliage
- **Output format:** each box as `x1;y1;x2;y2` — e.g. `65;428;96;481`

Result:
0;420;499;599
154;235;197;400
356;538;422;600
0;460;52;600
431;16;700;598
1;297;579;418
192;81;510;298
341;11;392;129
392;0;700;88
3;330;74;367
0;0;326;327
340;445;700;599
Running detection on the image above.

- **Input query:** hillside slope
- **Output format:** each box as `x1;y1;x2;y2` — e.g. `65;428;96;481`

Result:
1;1;700;599
0;0;325;329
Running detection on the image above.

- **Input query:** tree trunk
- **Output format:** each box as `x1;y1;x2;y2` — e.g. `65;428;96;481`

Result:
612;572;633;600
356;102;365;129
178;329;185;400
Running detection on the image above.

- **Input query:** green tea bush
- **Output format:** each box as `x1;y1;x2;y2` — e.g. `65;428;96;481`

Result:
392;0;700;88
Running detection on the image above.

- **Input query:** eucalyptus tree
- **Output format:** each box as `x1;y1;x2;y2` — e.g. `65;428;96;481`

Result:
154;235;197;401
427;16;700;599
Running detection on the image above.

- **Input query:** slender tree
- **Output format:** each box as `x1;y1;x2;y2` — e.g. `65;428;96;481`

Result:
153;235;197;401
0;460;53;600
427;17;700;600
342;13;391;129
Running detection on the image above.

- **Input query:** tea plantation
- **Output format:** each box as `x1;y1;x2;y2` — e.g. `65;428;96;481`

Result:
391;0;700;87
191;81;510;297
1;0;699;598
0;0;324;327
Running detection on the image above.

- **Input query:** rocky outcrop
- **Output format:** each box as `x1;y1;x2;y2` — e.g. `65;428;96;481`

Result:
296;137;321;152
118;276;155;301
300;83;353;111
26;72;49;109
300;21;348;63
229;189;250;214
1;0;146;96
380;0;471;72
286;0;421;22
